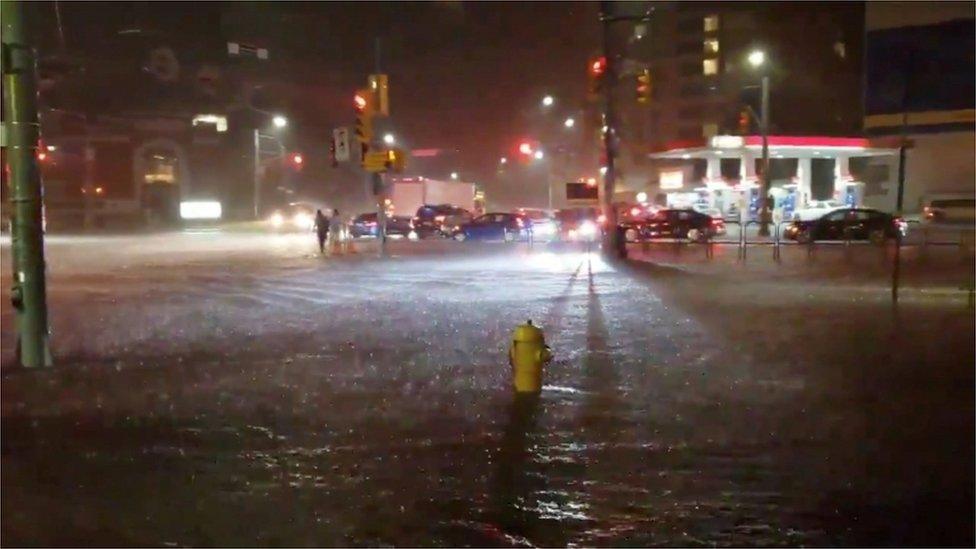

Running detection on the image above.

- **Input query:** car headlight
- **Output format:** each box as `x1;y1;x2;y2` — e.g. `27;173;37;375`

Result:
579;220;598;238
292;212;311;228
269;212;284;227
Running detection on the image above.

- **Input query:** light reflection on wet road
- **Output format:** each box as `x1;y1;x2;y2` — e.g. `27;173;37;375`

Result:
2;233;973;546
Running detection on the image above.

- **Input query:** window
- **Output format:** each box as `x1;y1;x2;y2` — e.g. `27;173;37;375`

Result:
703;38;719;55
833;41;846;59
703;58;718;75
704;14;719;32
702;122;719;137
824;210;848;222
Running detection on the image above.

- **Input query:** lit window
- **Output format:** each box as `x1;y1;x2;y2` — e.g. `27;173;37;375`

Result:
702;123;719;137
704;15;719;32
703;59;718;75
833;41;846;59
703;38;719;55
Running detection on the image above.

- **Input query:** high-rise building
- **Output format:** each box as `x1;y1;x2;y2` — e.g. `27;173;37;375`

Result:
620;1;865;147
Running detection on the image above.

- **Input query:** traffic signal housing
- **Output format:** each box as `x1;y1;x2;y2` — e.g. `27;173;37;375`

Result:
354;88;374;159
738;108;751;134
636;68;651;105
587;56;607;100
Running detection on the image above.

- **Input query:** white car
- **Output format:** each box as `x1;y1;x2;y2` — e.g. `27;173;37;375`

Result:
792;200;845;221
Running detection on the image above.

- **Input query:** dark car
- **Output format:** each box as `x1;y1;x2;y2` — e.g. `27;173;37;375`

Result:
784;207;906;243
413;204;472;238
349;213;414;238
454;212;528;242
619;208;723;242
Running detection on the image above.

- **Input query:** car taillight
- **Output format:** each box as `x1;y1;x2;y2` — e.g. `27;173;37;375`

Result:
516;218;524;228
597;214;607;225
630;207;641;216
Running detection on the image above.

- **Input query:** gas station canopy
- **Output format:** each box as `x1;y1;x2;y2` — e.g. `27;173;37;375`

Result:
648;135;901;160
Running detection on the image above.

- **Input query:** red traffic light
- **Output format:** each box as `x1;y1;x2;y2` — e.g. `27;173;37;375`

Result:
590;56;607;77
354;93;368;112
518;141;534;156
290;153;303;166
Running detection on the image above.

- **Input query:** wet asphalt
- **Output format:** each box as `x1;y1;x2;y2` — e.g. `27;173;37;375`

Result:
2;233;973;546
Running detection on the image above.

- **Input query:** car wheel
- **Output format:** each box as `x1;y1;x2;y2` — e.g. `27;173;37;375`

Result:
503;229;515;243
624;228;639;242
687;228;702;242
869;228;887;245
797;229;813;244
454;232;466;242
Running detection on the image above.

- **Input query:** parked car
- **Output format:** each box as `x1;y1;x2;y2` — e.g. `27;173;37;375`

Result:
784;208;907;243
453;212;528;242
413;204;472;238
516;208;558;240
349;213;414;238
555;207;603;241
792;199;845;221
619;208;724;242
922;197;975;225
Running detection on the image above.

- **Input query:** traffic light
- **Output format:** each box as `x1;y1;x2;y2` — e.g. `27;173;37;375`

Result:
369;74;389;116
587;56;607;100
354;88;374;161
738;108;751;134
636;68;651;105
384;148;406;173
289;152;304;171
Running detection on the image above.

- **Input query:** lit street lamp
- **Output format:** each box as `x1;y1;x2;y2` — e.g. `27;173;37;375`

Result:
534;150;544;160
747;49;772;236
564;117;575;129
451;172;459;180
254;115;288;219
383;133;395;145
499;157;508;164
541;95;554;107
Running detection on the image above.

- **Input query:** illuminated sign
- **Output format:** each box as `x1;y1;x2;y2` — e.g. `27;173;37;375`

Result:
710;135;744;149
659;170;684;190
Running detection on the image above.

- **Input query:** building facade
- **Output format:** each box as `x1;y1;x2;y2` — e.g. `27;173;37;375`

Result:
862;1;975;214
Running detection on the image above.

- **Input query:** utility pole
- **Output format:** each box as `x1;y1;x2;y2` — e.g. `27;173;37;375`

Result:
758;75;771;236
2;0;53;367
252;128;261;219
374;38;387;258
598;2;620;256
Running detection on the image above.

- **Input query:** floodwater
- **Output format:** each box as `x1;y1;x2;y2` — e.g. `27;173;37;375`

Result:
2;234;973;546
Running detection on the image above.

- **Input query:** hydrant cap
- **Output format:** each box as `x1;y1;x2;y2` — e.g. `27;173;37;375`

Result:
512;320;545;343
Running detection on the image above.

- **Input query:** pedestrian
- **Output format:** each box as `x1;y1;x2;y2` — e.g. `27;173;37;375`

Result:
314;209;329;254
328;208;343;255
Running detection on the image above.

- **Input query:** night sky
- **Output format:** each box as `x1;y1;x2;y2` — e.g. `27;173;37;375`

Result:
36;1;602;188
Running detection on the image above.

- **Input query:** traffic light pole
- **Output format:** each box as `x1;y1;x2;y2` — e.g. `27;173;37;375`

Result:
758;75;771;237
599;3;620;257
253;128;261;219
2;0;53;367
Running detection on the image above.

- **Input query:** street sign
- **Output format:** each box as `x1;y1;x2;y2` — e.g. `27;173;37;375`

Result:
333;127;350;162
363;151;390;173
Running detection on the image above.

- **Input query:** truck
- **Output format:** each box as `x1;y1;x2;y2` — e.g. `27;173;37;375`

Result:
388;176;476;217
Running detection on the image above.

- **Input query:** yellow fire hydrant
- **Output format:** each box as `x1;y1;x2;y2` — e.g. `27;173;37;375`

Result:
509;320;553;393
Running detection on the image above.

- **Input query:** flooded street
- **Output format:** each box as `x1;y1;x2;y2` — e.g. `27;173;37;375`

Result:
2;233;973;546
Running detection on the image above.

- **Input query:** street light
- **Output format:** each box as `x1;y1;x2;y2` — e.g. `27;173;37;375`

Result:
564;117;575;129
451;172;459;180
534;150;544;160
747;49;772;236
542;95;554;107
500;157;508;164
747;50;766;68
254;117;288;219
383;133;395;145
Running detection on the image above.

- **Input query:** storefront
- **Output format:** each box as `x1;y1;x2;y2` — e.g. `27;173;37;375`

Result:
648;135;899;220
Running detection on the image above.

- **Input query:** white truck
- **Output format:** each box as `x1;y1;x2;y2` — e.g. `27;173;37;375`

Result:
388;177;476;217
